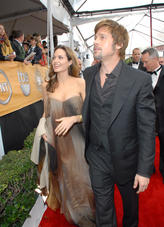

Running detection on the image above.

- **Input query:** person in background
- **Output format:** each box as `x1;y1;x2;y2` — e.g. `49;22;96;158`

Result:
159;56;164;65
24;34;32;44
23;41;29;56
31;45;95;227
43;46;51;64
27;36;42;64
82;19;155;227
128;47;146;71
142;47;164;183
42;40;47;48
11;30;29;64
33;33;47;66
78;57;83;77
0;24;16;61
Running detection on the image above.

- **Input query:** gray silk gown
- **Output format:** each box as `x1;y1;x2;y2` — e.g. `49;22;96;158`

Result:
39;95;95;226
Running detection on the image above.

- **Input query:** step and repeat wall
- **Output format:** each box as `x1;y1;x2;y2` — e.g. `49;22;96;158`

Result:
0;61;48;153
0;61;48;117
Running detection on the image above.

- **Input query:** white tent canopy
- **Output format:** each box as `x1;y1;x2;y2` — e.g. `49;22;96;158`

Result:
61;0;164;57
0;0;69;37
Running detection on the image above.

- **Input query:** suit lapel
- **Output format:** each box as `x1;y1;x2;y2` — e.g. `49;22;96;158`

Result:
107;63;136;129
154;65;164;91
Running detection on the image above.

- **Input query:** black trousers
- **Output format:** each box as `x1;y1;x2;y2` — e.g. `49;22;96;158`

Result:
158;132;164;177
86;144;138;227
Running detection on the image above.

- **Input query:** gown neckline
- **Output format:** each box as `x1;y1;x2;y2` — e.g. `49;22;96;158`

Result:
49;95;82;103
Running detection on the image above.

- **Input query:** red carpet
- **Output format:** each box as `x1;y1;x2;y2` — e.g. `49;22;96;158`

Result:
39;137;164;227
39;208;76;227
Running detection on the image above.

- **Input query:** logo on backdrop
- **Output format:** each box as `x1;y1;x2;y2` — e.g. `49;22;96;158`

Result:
0;69;12;105
17;71;31;96
35;69;43;92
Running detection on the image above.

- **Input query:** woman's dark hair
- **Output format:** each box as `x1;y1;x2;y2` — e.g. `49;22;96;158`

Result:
46;45;80;93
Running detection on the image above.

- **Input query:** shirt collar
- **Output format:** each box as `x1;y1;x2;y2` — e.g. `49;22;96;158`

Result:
149;65;162;75
105;60;123;78
15;39;22;46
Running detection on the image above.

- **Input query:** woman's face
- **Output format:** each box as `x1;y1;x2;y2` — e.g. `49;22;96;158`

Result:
52;48;72;73
0;25;5;36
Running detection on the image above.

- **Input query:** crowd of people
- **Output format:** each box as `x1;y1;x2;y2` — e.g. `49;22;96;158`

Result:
1;19;164;227
0;24;48;66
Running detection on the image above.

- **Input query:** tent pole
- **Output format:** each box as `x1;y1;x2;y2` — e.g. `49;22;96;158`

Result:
70;21;74;49
150;7;153;47
47;0;54;66
49;0;54;58
47;0;50;67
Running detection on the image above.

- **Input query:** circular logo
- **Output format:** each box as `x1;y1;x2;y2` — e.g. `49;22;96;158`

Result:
35;69;43;92
18;71;31;96
0;69;12;105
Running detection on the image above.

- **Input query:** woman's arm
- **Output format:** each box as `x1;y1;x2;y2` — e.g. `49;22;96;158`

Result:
55;78;85;136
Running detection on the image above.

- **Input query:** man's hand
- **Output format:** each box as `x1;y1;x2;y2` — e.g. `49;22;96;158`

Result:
133;174;150;194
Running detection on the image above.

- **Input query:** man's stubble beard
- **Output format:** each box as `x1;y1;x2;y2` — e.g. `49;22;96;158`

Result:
94;48;103;61
94;43;116;61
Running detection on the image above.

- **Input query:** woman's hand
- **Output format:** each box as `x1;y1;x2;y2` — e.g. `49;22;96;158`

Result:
55;116;77;136
42;133;48;141
8;52;16;61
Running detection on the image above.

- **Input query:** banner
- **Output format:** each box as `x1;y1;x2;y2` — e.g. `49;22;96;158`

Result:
0;61;48;117
0;126;4;159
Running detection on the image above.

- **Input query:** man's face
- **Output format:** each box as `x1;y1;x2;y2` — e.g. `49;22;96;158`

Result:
20;34;24;43
30;39;36;47
132;49;141;63
93;26;120;61
159;57;164;65
142;53;159;72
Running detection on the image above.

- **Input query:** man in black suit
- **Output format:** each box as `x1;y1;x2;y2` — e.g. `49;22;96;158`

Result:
128;48;146;71
11;30;29;64
142;47;164;183
82;19;156;227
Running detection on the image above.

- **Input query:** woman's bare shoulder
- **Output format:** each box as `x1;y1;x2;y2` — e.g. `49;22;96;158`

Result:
74;77;85;85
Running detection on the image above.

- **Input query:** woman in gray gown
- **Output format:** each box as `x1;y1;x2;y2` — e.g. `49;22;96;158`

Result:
31;45;95;227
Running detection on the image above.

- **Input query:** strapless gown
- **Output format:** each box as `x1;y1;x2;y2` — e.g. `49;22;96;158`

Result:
39;96;95;226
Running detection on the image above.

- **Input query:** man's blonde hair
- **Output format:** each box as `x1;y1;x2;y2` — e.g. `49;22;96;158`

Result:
95;19;129;59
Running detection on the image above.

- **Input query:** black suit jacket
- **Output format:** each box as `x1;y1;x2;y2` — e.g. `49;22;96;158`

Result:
11;40;25;62
82;61;156;184
128;61;146;71
154;65;164;133
27;46;42;64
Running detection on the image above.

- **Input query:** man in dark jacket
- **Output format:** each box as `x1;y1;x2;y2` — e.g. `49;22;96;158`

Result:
11;30;29;64
142;47;164;183
82;19;156;227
